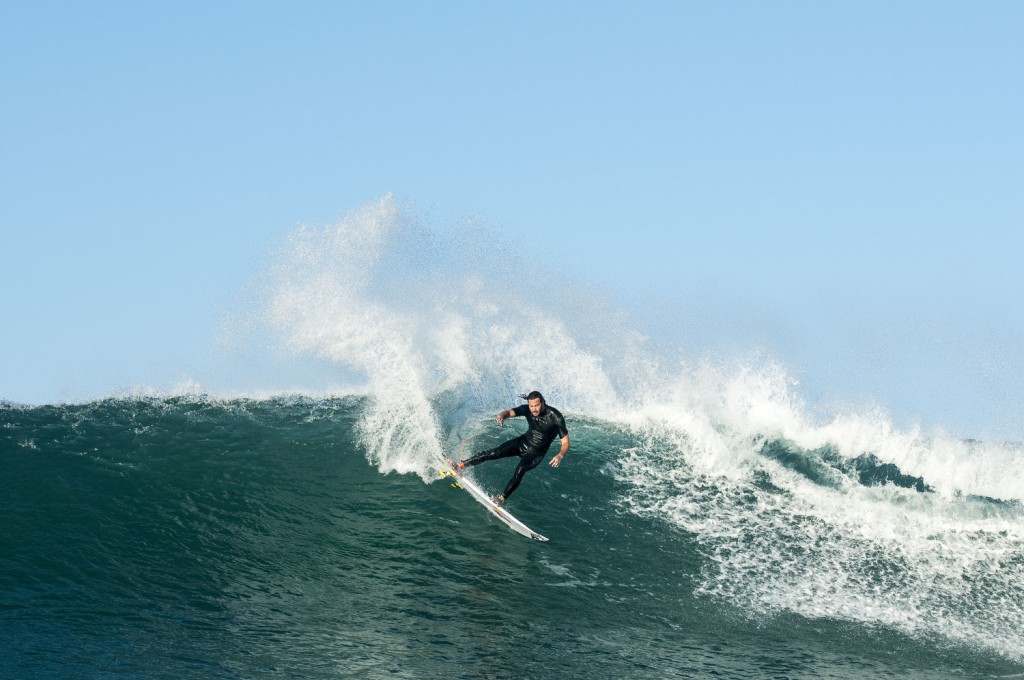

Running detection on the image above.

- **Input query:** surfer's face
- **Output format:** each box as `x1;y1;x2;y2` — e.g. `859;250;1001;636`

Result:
528;398;543;417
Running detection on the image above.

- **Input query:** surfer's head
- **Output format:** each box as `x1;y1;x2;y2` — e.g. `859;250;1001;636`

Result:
520;390;545;416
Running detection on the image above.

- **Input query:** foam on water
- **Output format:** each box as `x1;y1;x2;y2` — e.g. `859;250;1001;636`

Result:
615;363;1024;661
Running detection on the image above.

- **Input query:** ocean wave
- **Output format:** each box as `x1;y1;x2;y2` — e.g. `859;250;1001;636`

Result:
4;394;1023;672
7;194;1022;669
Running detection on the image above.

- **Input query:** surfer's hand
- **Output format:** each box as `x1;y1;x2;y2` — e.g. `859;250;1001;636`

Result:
496;411;505;426
550;453;564;468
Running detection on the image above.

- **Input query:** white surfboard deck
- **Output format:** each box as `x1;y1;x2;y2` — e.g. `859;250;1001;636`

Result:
442;460;548;542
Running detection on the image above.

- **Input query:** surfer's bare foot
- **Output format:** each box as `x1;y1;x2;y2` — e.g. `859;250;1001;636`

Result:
492;495;505;505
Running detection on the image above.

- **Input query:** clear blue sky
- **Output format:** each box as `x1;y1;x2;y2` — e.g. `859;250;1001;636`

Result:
2;2;1022;439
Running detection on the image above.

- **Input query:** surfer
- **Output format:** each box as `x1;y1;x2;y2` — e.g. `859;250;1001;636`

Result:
454;391;570;504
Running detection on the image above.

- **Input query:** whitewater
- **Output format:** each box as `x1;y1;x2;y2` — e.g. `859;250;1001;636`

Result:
3;195;1023;678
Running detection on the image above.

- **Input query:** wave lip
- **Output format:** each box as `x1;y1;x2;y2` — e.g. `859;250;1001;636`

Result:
616;416;1024;664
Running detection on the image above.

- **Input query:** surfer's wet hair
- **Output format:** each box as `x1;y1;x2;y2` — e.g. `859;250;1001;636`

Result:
519;391;545;405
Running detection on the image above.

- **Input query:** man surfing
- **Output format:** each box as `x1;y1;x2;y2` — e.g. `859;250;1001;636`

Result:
451;391;570;505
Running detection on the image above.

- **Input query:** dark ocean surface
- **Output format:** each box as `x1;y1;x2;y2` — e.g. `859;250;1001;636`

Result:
3;397;1023;679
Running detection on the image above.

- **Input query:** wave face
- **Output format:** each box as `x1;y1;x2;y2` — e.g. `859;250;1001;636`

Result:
2;397;1023;679
4;198;1023;677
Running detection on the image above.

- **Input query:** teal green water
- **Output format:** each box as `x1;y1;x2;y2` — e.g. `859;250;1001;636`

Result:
3;397;1023;678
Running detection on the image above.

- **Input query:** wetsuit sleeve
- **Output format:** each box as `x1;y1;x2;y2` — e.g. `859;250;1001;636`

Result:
511;404;530;418
556;412;568;438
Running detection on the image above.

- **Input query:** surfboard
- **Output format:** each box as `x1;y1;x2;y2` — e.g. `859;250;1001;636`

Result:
441;460;548;541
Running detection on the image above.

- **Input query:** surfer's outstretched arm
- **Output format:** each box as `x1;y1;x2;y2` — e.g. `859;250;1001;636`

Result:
496;408;521;426
549;435;570;468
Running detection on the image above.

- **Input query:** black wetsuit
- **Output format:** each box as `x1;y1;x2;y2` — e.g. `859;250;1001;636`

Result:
463;404;569;500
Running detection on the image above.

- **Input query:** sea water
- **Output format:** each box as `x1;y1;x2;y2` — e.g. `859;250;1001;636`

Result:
3;197;1022;678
